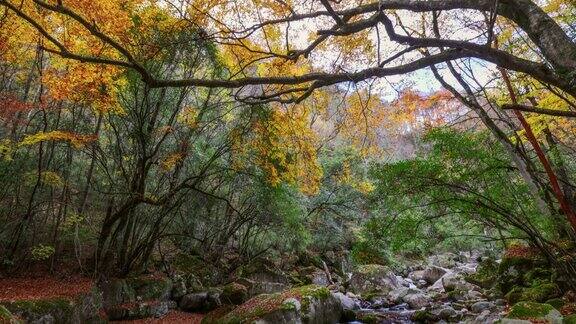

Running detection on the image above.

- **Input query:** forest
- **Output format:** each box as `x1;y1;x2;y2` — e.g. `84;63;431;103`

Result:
0;0;575;323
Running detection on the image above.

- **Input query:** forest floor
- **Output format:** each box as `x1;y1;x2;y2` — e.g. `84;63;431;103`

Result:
0;275;94;301
113;311;203;323
0;275;203;323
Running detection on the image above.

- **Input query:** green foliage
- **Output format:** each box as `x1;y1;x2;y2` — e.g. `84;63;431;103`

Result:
30;244;55;261
365;128;557;258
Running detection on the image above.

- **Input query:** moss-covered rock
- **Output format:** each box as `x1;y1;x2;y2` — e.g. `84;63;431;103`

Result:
412;310;438;322
465;258;498;288
126;275;172;301
100;275;172;308
504;282;561;304
506;301;562;323
523;282;560;302
356;313;378;324
504;287;524;304
221;283;249;305
348;264;399;295
202;285;341;324
523;267;553;285
2;298;74;323
545;298;565;310
497;246;546;295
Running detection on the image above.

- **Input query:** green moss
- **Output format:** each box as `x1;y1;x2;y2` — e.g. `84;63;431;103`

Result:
280;300;297;311
125;276;172;301
221;283;248;305
412;310;434;322
523;268;552;284
357;313;378;324
208;285;329;324
564;314;576;324
505;287;524;304
521;282;560;303
507;301;555;319
356;264;389;276
2;298;74;323
466;258;498;288
545;298;565;310
498;257;532;274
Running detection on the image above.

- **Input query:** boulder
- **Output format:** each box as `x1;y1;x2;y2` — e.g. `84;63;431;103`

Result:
497;246;546;295
408;270;425;282
441;273;477;292
249;281;288;296
470;301;494;313
402;293;430;309
465;258;498;288
506;301;563;324
387;287;421;305
332;292;357;311
421;266;447;284
202;285;342;324
505;282;561;304
220;283;249;305
428;253;458;268
2;290;103;323
348;265;400;295
437;306;457;320
106;300;175;321
179;292;207;311
171;275;187;301
179;292;220;312
99;276;172;309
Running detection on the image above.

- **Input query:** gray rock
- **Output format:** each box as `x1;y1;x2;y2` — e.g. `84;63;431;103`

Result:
388;287;421;304
311;271;330;286
416;279;428;288
349;265;400;295
30;314;55;324
422;266;447;284
408;270;425;282
441;273;461;292
544;309;563;324
254;290;342;324
466;290;484;300
470;301;493;313
333;292;357;310
495;299;507;306
179;292;207;311
402;293;430;309
107;300;172;320
250;281;288;296
179;292;219;312
438;307;457;320
171;275;187;300
428;253;458;268
441;273;477;293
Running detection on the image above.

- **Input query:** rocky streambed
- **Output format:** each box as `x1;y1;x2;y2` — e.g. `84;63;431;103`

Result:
336;252;508;323
1;250;572;323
